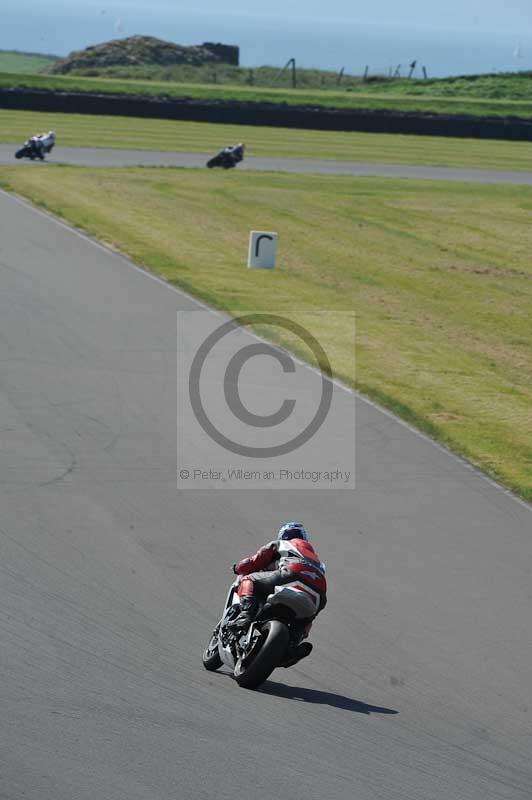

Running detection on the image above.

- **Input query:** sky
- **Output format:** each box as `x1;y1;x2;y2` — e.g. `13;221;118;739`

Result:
42;0;531;35
5;0;532;36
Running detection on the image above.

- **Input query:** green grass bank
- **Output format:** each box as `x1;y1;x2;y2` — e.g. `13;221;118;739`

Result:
0;50;57;74
3;70;532;119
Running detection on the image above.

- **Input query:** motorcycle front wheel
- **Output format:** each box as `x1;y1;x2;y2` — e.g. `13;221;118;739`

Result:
234;620;289;690
202;630;222;671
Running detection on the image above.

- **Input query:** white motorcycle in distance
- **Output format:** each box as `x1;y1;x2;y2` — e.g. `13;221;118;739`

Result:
15;131;56;161
202;574;320;689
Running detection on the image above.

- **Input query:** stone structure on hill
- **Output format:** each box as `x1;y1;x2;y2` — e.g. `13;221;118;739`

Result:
201;42;239;66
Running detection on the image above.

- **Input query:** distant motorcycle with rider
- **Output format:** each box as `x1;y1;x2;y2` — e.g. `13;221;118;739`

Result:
206;142;245;170
15;131;56;161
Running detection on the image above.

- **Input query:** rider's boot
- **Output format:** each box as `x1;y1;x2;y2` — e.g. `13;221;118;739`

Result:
281;642;313;668
228;596;259;630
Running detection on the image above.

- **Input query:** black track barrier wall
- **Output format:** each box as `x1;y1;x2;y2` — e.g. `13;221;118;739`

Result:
2;88;532;141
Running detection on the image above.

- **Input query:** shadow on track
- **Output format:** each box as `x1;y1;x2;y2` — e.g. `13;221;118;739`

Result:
260;681;399;716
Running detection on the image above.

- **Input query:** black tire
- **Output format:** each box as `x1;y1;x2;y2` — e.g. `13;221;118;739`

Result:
202;631;222;671
206;157;220;169
234;620;289;690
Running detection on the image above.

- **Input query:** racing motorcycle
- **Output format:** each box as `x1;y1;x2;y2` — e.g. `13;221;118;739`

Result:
15;136;55;161
202;575;319;689
206;144;244;170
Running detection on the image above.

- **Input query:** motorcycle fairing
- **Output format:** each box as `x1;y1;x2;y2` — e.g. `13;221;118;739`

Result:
267;581;320;618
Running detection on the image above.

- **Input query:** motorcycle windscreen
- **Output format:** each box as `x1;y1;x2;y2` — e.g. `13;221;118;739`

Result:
267;582;320;618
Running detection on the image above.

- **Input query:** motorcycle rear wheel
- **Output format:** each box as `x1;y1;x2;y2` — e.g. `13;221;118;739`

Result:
234;620;289;690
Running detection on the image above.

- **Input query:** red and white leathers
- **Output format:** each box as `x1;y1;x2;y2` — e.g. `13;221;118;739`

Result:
234;537;327;620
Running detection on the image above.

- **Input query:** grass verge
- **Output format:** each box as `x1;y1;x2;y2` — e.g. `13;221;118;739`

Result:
0;165;530;500
0;51;57;74
50;63;532;100
3;109;532;172
3;71;532;118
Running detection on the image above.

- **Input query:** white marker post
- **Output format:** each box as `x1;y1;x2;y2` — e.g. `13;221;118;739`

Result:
248;231;278;269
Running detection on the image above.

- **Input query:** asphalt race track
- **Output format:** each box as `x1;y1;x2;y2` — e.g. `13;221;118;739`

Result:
1;187;531;800
3;142;532;184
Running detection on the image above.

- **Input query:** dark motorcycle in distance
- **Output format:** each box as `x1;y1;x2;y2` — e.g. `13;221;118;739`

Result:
202;575;319;689
206;143;245;170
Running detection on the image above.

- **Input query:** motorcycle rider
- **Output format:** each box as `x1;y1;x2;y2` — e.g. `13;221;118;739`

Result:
221;142;245;165
230;522;327;666
30;130;56;159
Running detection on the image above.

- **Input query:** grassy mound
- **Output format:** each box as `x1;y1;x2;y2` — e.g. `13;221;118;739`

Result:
44;36;238;74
